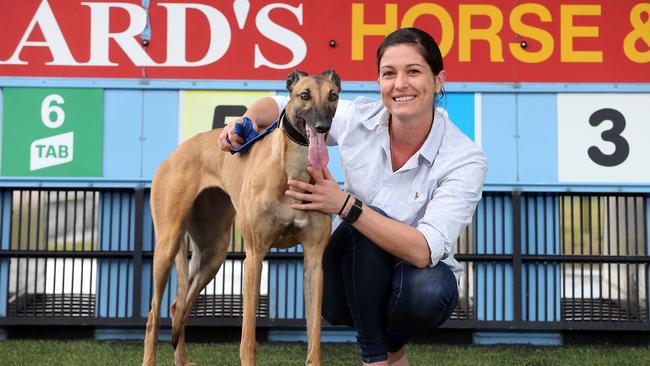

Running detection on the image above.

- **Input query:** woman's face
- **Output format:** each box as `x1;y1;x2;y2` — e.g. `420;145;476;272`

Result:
378;44;444;123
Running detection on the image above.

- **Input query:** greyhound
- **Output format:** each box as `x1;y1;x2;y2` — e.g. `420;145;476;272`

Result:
142;70;341;366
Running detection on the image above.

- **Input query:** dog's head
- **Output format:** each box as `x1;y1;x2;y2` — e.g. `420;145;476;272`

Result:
285;69;341;169
285;69;341;137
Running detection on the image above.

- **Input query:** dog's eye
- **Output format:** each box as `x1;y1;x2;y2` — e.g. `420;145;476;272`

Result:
329;93;338;102
299;92;310;101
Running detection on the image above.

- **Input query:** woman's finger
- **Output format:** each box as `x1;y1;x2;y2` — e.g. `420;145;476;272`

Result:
290;202;319;211
322;167;335;181
218;128;232;151
285;190;311;201
228;130;244;148
307;166;325;184
288;179;313;192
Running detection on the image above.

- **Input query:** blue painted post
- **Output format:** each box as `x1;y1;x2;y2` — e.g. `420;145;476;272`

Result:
475;194;514;321
521;194;561;322
95;191;135;318
0;190;11;317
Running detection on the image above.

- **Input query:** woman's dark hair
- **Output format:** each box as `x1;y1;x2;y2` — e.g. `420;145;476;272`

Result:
376;27;445;103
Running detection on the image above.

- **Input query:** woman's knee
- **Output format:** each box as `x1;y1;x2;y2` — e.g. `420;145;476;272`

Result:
420;263;458;302
322;306;352;327
396;262;459;324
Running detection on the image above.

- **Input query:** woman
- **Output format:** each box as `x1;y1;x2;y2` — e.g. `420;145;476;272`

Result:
220;28;487;366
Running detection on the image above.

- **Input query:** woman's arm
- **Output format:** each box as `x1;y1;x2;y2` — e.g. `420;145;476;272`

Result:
349;205;432;268
286;168;432;268
218;96;285;151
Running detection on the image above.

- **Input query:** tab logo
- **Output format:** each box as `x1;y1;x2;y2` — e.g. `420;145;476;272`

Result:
30;132;74;171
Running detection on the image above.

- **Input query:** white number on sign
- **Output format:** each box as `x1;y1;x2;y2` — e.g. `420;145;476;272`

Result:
588;108;629;167
41;94;65;128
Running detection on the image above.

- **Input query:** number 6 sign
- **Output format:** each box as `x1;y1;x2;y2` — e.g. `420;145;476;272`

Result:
558;94;650;183
1;88;103;177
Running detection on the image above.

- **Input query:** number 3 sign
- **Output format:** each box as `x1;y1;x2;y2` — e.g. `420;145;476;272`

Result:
558;94;650;184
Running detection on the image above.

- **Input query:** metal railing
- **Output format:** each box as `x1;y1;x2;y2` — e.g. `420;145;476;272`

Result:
0;187;648;332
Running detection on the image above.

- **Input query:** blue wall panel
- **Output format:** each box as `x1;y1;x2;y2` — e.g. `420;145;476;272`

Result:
518;94;558;183
445;93;475;141
104;90;143;178
269;245;305;319
269;259;305;319
142;91;179;179
481;94;517;183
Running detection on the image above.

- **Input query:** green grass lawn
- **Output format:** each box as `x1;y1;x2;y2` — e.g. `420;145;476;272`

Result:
1;340;649;365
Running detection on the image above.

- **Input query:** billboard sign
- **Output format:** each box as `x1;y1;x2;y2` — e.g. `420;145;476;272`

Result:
0;0;648;82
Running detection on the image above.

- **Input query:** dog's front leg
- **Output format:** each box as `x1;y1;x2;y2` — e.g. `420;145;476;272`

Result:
240;245;265;366
302;228;330;366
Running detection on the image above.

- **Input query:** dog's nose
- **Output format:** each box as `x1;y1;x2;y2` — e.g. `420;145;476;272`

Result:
316;125;330;134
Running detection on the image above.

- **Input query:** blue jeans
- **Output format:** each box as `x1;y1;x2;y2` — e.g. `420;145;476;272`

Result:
322;220;459;363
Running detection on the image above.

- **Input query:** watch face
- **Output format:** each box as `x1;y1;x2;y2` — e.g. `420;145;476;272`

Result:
345;200;362;223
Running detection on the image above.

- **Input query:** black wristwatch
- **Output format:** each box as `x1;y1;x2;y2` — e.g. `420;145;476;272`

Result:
343;198;363;223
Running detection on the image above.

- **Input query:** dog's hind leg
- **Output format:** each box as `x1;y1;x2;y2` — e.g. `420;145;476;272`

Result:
143;178;198;366
171;188;235;366
143;227;186;366
170;237;192;366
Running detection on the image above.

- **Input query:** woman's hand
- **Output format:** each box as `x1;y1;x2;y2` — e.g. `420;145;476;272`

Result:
218;119;242;151
286;166;348;214
219;118;260;151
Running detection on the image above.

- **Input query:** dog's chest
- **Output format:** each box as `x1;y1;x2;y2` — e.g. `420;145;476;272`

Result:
257;200;314;247
272;202;311;230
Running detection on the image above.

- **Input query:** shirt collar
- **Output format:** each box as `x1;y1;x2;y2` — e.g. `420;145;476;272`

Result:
369;107;447;168
418;109;446;166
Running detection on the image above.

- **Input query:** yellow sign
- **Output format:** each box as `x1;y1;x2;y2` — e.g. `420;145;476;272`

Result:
179;90;274;143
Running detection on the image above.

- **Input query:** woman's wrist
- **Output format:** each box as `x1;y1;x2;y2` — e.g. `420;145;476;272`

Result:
338;194;351;216
338;193;363;223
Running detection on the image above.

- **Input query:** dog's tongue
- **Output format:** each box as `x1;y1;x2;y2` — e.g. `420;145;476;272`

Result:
308;131;328;170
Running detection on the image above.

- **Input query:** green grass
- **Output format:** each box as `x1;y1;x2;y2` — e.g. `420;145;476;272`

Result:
0;340;649;365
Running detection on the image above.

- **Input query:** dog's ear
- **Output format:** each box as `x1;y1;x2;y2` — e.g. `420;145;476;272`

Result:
286;70;308;92
321;69;341;92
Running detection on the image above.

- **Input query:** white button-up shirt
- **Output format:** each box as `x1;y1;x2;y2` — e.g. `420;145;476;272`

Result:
273;96;487;280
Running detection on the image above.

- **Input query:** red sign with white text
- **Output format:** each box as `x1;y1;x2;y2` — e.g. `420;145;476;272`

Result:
0;0;648;82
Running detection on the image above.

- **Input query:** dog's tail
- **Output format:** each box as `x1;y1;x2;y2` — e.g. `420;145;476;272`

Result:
171;236;189;347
